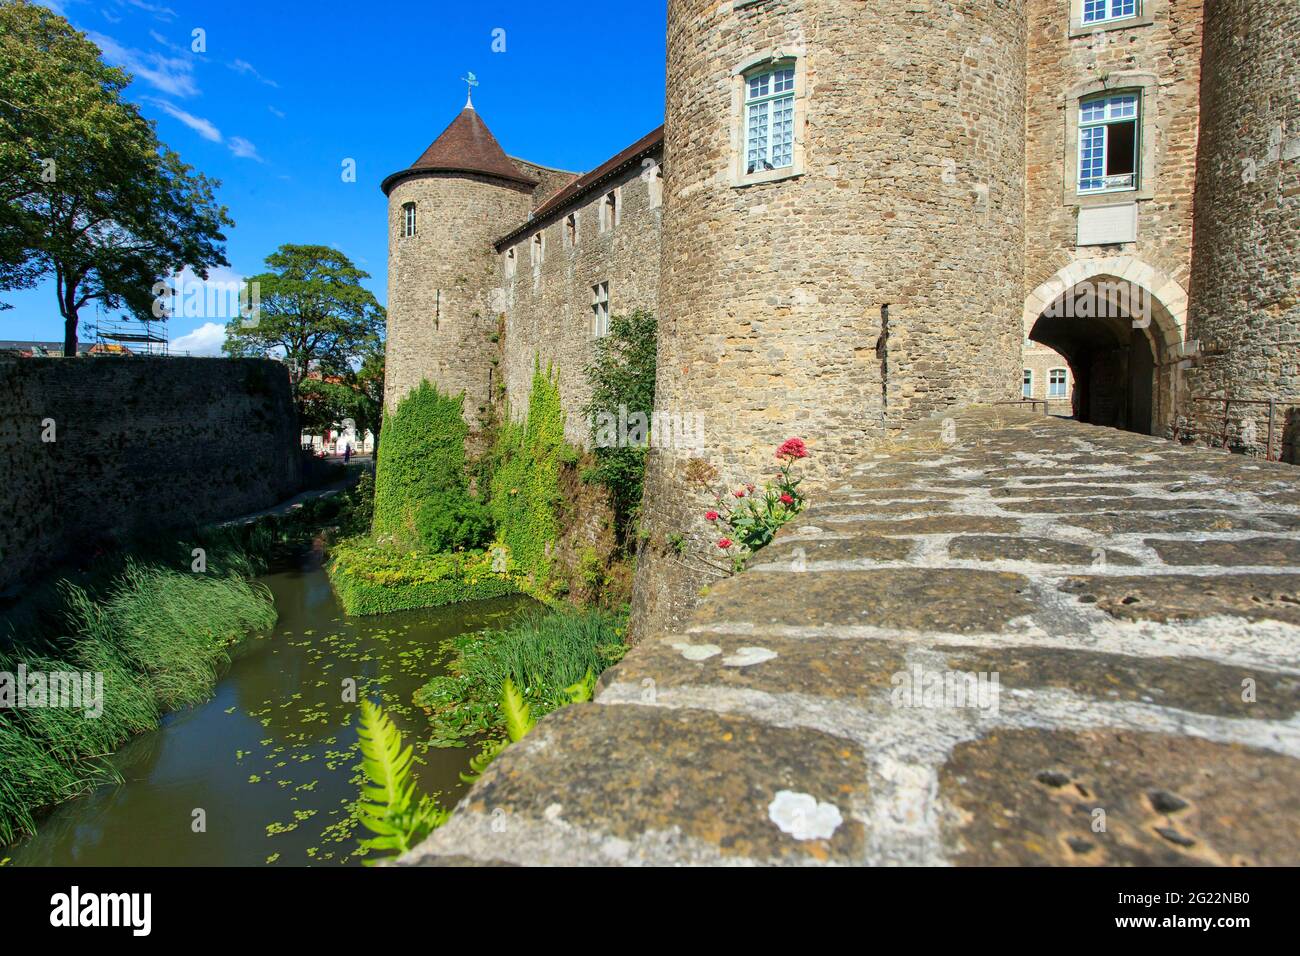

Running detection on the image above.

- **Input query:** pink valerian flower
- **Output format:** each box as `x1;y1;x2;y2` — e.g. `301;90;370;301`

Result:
733;489;746;498
776;437;808;461
746;483;756;493
718;538;733;549
705;511;719;521
780;493;795;505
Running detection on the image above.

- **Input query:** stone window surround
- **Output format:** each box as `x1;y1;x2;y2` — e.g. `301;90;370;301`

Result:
504;245;516;278
400;201;416;238
729;48;807;188
1061;72;1158;207
530;230;545;270
563;211;580;249
1068;0;1155;37
599;187;621;232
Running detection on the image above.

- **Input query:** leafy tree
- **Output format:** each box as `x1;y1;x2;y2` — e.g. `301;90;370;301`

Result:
223;244;385;428
0;0;232;352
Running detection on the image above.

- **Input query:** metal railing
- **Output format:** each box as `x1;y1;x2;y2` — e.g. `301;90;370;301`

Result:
1177;396;1300;463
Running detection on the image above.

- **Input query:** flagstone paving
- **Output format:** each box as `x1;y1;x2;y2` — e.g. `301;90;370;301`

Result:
402;407;1300;866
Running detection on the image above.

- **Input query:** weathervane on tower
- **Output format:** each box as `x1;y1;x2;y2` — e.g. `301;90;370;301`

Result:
461;72;478;109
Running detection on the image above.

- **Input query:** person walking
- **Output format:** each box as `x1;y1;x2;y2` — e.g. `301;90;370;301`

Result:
343;443;352;465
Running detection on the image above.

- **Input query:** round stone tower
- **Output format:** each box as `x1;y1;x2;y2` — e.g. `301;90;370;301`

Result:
381;102;537;423
1186;0;1300;458
633;0;1028;635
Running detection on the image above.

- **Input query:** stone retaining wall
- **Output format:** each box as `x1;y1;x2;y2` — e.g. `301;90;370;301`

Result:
404;408;1298;866
0;356;301;595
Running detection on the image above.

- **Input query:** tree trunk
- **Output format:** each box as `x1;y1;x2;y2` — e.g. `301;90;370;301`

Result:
62;306;79;357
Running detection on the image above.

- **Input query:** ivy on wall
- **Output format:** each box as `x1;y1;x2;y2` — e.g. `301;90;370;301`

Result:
372;380;489;552
582;310;657;546
488;363;566;589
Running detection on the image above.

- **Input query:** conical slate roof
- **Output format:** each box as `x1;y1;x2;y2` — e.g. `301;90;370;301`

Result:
381;106;537;194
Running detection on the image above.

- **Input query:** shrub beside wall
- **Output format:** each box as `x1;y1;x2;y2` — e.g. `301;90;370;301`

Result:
328;540;522;615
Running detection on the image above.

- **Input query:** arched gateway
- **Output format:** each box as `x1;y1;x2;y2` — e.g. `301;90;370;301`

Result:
1023;257;1189;436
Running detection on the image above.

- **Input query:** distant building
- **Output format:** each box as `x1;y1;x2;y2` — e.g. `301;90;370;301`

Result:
0;340;97;357
1022;340;1075;417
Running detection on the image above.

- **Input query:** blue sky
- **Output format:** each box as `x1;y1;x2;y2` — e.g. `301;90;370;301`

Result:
7;0;667;353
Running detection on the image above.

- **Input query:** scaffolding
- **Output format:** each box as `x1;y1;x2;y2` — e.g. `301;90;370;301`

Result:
88;315;169;356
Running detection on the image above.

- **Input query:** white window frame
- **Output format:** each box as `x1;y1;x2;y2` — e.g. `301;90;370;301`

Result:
743;63;796;175
1081;0;1138;26
1023;369;1034;398
591;282;610;338
402;202;416;238
1049;368;1069;398
729;50;806;187
1077;92;1141;195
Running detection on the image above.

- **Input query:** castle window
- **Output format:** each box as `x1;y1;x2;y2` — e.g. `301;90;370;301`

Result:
591;282;610;338
1023;369;1034;398
402;202;416;238
565;212;579;248
1049;368;1069;398
531;231;545;271
504;246;516;279
645;160;663;209
600;190;619;232
1078;92;1139;193
1082;0;1137;25
730;53;805;187
745;64;795;174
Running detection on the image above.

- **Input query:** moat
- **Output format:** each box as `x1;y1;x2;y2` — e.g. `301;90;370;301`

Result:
4;551;536;867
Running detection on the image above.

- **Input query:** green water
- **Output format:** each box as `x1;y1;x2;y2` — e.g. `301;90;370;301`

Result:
5;550;535;867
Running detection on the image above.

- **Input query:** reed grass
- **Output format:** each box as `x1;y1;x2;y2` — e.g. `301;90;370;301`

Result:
415;606;626;746
0;537;277;845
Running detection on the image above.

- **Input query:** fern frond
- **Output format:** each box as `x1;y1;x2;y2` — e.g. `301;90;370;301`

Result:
355;699;447;865
459;737;508;784
501;678;535;743
564;668;596;704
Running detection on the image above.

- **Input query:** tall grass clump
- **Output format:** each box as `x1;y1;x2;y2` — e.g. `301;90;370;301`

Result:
414;606;626;746
0;535;277;844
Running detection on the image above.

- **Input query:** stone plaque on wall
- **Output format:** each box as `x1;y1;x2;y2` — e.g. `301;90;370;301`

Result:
1077;202;1139;247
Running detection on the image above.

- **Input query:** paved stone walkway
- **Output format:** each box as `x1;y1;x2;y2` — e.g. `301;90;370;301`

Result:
403;408;1300;866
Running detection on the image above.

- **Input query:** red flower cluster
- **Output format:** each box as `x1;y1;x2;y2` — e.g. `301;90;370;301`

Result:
776;437;808;461
705;511;719;521
718;538;733;549
780;493;795;505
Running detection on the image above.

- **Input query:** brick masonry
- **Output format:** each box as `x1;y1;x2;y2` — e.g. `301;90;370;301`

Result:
0;357;302;595
401;408;1300;866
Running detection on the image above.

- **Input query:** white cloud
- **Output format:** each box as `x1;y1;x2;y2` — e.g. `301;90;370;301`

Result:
89;31;198;97
228;59;278;88
227;136;263;162
268;106;286;119
142;96;221;142
116;0;176;21
169;321;226;357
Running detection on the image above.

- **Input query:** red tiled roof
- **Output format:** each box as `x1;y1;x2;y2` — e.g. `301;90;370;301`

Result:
495;126;664;248
381;107;538;194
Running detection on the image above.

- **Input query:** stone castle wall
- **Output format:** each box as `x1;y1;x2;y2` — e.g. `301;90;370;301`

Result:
384;172;533;422
0;357;302;595
1024;0;1203;295
496;155;663;445
1185;0;1300;457
633;0;1028;636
